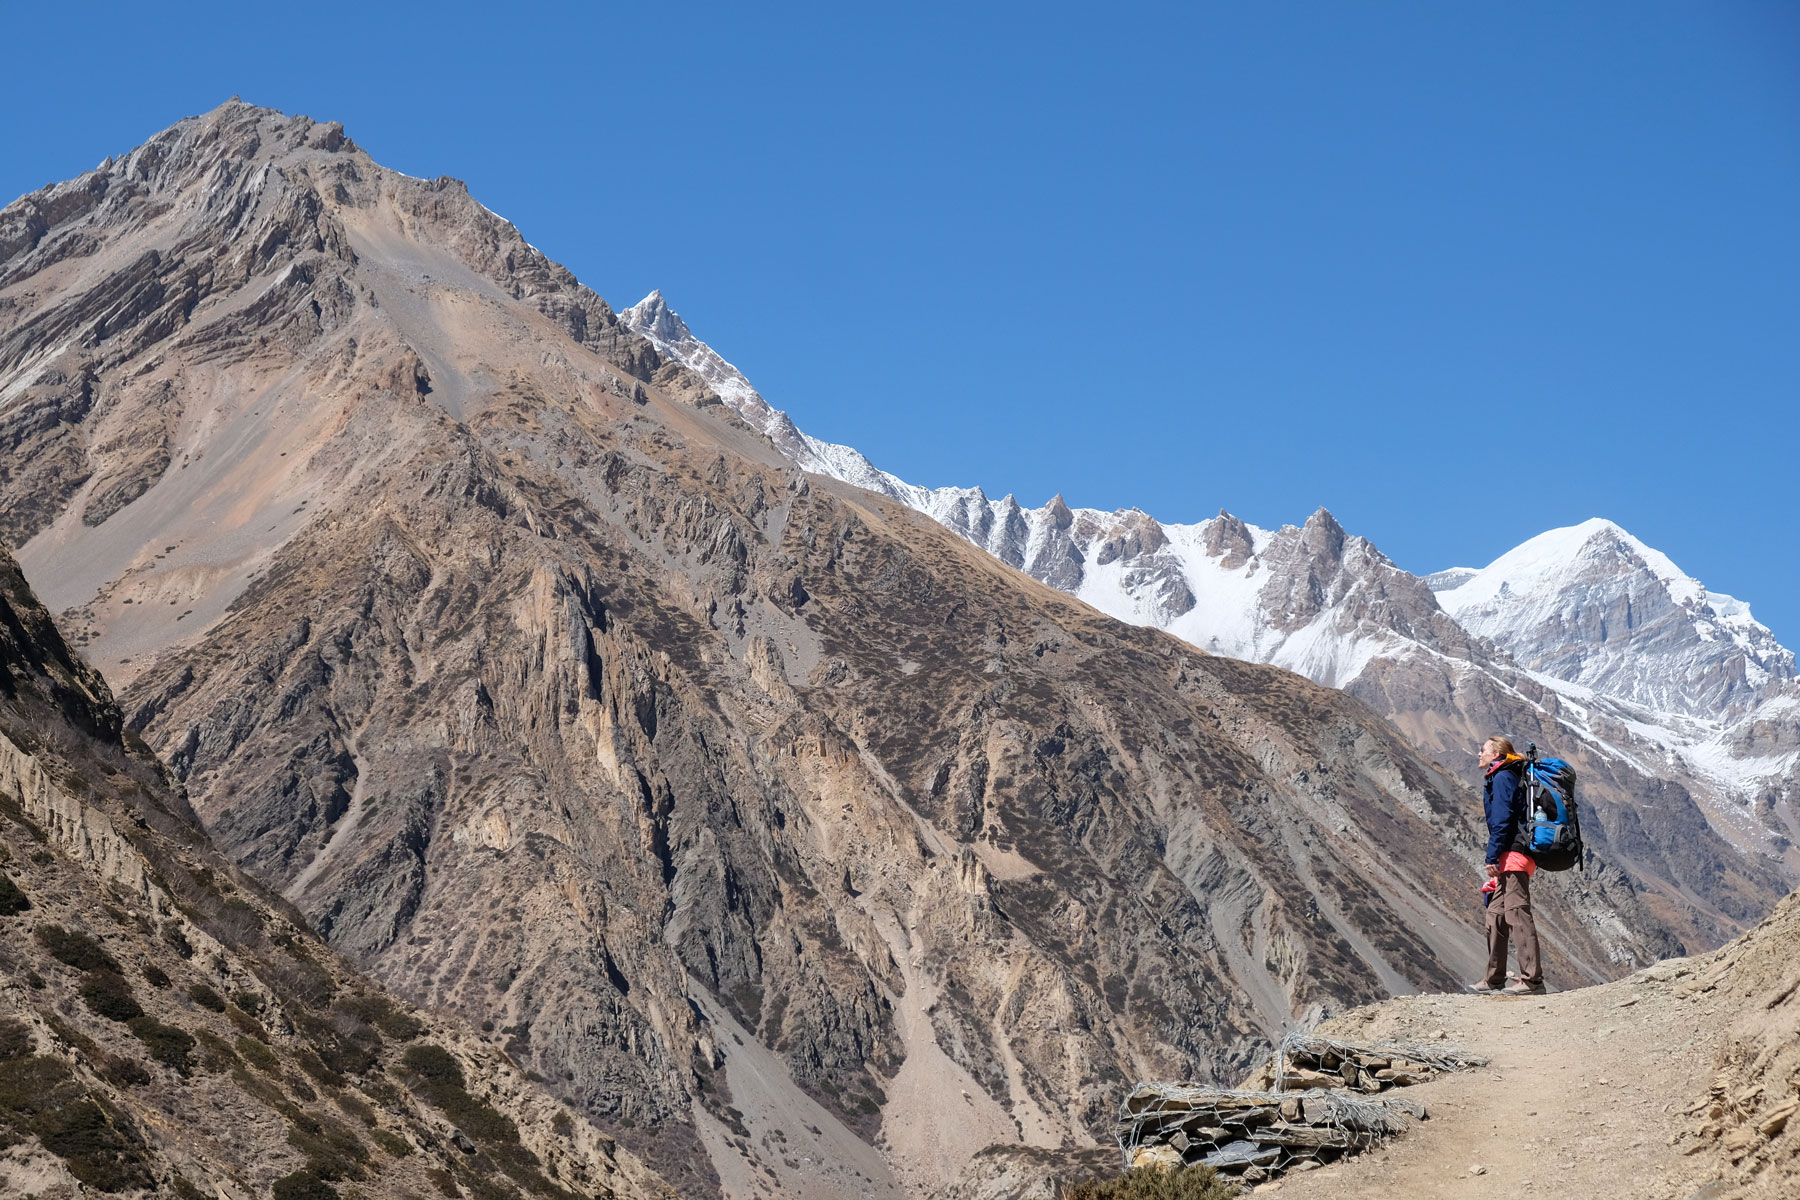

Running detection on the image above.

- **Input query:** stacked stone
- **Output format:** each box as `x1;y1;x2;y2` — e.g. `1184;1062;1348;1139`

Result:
1118;1037;1486;1183
1242;1033;1489;1094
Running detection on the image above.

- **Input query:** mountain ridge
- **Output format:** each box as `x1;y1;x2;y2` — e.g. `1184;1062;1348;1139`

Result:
1432;516;1795;720
0;101;1769;1199
622;289;1800;923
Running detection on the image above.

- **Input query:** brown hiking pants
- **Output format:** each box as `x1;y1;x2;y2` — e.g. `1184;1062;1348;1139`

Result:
1484;870;1541;987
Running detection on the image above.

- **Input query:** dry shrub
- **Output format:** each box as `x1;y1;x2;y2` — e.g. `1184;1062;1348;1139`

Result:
1063;1165;1234;1200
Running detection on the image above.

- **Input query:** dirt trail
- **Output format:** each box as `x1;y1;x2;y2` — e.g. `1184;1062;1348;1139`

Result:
1263;965;1730;1200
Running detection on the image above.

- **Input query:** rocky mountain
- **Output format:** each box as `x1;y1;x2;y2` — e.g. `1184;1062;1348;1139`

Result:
0;102;1690;1200
621;293;1799;948
1429;520;1800;815
0;543;671;1199
1429;519;1795;719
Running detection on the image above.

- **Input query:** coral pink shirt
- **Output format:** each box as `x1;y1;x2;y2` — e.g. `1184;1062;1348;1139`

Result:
1498;850;1537;876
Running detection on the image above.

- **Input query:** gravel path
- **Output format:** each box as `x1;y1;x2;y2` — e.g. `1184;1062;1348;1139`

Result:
1262;965;1729;1200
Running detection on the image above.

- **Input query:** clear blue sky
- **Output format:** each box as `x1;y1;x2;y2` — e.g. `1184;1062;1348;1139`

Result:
6;2;1798;642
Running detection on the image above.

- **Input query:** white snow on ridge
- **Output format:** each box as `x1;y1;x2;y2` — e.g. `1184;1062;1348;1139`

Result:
1434;518;1705;612
1435;520;1799;794
1124;521;1265;655
1433;517;1794;721
622;289;1390;683
620;290;931;506
1434;518;1781;660
621;290;1799;810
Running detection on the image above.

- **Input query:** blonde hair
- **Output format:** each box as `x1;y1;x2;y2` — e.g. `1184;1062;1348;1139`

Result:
1484;736;1517;759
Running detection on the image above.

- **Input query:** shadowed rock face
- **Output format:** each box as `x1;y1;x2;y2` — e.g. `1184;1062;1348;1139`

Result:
0;543;673;1200
1;102;1682;1198
620;295;1799;953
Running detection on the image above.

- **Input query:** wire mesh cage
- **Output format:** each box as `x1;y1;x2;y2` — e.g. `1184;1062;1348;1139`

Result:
1115;1035;1488;1178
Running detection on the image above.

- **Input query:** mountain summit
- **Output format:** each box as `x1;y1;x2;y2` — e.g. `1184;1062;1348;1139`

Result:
1431;518;1795;719
0;103;1778;1199
632;289;1800;937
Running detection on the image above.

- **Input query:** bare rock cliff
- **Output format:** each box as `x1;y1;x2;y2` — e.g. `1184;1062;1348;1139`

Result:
0;542;672;1199
622;294;1797;955
0;102;1682;1198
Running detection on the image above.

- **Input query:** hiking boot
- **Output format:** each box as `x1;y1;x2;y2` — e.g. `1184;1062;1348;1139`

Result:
1466;981;1501;994
1502;980;1547;996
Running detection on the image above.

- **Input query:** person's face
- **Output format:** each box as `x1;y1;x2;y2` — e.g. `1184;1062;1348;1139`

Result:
1478;740;1499;769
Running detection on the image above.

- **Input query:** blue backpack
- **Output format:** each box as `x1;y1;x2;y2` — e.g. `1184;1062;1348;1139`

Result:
1522;749;1583;871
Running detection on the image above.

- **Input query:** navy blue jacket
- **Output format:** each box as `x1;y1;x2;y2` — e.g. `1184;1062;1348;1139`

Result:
1483;759;1529;866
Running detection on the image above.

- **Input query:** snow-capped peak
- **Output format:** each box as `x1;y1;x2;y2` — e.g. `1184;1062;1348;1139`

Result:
619;290;929;504
620;290;760;410
1433;518;1794;718
1434;519;1703;611
626;288;690;347
627;292;1797;802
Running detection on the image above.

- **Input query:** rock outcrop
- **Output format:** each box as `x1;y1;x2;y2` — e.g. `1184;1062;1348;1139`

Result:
1674;888;1800;1196
0;542;672;1199
623;292;1798;953
0;102;1690;1199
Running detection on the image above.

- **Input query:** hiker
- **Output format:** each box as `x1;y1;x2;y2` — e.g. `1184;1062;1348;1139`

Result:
1469;736;1545;995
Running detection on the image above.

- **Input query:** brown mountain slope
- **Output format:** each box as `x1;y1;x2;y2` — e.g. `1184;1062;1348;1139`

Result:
1;543;672;1199
1349;639;1787;949
623;288;1793;954
0;101;1682;1198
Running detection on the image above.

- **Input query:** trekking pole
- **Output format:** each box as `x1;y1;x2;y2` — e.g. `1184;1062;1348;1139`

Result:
1524;742;1540;825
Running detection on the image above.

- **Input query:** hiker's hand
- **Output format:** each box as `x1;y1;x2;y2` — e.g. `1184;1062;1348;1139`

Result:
1484;863;1500;878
